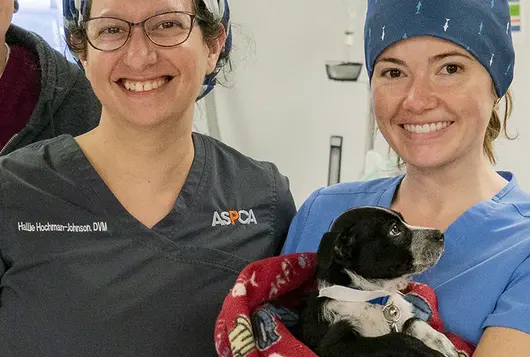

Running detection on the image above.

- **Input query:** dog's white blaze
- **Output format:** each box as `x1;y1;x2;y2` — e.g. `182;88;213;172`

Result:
321;292;415;337
371;207;435;231
403;221;432;231
369;207;435;231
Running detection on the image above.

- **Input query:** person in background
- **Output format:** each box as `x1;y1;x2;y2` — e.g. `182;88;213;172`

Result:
0;0;100;155
282;0;530;356
0;0;296;356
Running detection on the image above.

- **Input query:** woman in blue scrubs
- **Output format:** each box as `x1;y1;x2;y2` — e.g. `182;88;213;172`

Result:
283;0;530;355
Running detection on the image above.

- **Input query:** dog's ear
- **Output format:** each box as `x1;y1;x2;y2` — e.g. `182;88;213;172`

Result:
317;231;355;269
333;231;355;264
317;232;340;269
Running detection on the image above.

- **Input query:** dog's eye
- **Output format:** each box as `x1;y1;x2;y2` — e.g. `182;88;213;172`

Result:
389;223;401;237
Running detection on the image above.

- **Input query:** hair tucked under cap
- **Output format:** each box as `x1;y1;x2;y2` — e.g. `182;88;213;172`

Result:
62;0;231;100
198;0;231;99
364;0;515;97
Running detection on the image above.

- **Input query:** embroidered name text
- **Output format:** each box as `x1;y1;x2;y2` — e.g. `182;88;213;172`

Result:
17;222;108;233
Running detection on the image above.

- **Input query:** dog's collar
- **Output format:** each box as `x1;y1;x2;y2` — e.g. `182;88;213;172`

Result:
369;295;390;305
318;285;391;305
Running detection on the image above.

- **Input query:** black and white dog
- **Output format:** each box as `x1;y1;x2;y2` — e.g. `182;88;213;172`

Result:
295;206;461;357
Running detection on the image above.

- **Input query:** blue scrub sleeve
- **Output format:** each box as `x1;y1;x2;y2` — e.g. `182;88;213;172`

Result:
482;255;530;335
281;188;322;254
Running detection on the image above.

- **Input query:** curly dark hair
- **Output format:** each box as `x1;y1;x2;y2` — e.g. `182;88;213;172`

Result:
64;0;231;78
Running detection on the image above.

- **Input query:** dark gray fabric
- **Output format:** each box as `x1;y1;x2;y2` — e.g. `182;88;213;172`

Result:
0;132;296;356
1;24;100;155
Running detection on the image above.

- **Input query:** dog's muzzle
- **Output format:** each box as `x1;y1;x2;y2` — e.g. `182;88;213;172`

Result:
410;228;444;273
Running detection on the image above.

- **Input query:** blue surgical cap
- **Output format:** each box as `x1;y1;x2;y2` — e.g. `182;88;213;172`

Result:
364;0;515;97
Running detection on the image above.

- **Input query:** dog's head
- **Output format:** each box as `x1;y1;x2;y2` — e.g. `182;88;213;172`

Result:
316;206;444;290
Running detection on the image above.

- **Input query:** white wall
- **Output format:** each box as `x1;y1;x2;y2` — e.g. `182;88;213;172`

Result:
213;0;371;207
212;0;530;207
494;12;530;184
11;0;63;51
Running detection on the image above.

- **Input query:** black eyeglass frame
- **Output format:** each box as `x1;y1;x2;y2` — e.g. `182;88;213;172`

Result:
82;11;198;52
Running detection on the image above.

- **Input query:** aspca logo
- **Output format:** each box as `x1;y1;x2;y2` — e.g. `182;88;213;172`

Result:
212;209;258;227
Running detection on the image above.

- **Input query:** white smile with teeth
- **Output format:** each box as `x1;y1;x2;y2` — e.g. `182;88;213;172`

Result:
403;121;451;134
122;78;169;92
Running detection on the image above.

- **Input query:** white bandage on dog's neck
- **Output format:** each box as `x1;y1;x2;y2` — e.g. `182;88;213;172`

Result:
318;285;391;303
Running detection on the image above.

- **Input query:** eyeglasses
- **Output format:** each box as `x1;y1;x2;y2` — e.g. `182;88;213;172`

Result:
82;11;197;52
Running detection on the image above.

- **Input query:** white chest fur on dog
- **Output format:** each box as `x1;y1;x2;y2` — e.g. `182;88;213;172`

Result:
321;292;415;337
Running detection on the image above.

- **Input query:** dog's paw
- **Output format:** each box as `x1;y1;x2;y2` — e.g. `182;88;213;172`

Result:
403;319;460;357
